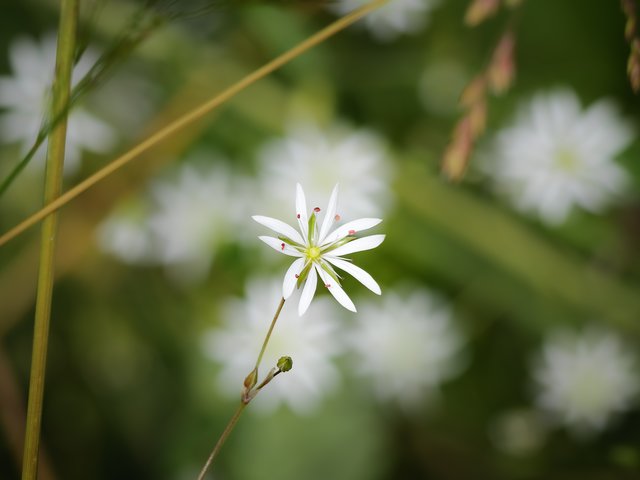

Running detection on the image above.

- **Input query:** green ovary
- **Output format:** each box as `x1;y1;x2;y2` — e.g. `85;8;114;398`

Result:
553;147;580;172
306;246;321;261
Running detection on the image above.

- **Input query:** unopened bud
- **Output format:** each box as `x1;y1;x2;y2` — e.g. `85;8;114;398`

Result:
465;0;500;27
442;117;474;182
468;100;487;137
629;40;640;93
243;368;258;391
277;356;293;372
488;31;516;95
460;75;486;108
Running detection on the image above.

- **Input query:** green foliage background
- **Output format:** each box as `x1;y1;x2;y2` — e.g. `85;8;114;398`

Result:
1;0;639;479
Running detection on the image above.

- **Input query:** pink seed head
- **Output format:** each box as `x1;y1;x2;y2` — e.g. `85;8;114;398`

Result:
334;214;341;221
313;207;321;213
348;229;356;235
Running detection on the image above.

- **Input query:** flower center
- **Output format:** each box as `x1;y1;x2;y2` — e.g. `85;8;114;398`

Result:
553;147;580;172
306;246;321;261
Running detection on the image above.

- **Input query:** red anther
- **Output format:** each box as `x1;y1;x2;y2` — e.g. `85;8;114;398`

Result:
325;283;331;288
348;229;356;235
313;207;321;213
334;214;341;221
295;274;300;278
296;214;301;219
281;243;285;250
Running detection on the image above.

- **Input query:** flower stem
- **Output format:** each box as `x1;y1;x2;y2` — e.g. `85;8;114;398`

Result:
254;297;285;371
197;296;287;479
196;403;246;480
22;1;78;479
0;0;389;249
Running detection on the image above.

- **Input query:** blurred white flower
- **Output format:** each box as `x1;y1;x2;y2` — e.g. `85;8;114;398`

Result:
0;34;116;174
256;122;392;219
532;326;639;435
97;154;251;281
346;289;466;408
203;277;344;414
146;159;250;281
254;183;385;316
484;89;634;224
331;0;439;41
97;199;154;265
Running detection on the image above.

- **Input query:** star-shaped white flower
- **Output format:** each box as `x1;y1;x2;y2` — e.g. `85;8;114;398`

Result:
253;184;384;316
483;89;634;224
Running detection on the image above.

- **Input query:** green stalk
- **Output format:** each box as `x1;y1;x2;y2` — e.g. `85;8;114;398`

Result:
22;1;78;479
197;297;287;480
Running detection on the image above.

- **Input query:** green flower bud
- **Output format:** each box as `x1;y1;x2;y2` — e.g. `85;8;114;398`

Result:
277;356;293;372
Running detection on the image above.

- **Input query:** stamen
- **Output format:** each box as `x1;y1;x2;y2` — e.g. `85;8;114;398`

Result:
325;283;331;288
295;274;300;278
281;243;285;250
348;229;356;235
313;207;321;213
334;214;341;221
296;214;300;219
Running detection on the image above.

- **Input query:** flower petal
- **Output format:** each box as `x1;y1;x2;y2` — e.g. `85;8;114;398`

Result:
316;265;356;312
327;234;385;257
318;184;339;244
298;266;317;316
283;258;306;299
325;257;381;295
253;215;304;245
322;218;382;245
296;183;308;240
258;236;304;257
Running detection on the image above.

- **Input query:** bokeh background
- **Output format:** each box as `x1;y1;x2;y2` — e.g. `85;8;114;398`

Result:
1;0;640;479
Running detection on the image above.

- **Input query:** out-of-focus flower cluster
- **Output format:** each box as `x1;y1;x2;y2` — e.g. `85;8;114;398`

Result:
203;281;468;414
2;5;639;478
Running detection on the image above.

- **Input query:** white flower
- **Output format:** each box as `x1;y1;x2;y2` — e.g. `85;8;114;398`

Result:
532;326;639;435
256;122;392;219
0;34;116;174
97;155;251;281
331;0;439;41
97;200;154;265
484;89;634;224
202;277;344;414
253;183;385;316
345;289;466;408
145;159;250;280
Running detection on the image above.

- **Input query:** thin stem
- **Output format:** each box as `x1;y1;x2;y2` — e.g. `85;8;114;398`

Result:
254;297;285;371
198;296;287;479
196;403;246;480
0;0;389;249
22;1;78;480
